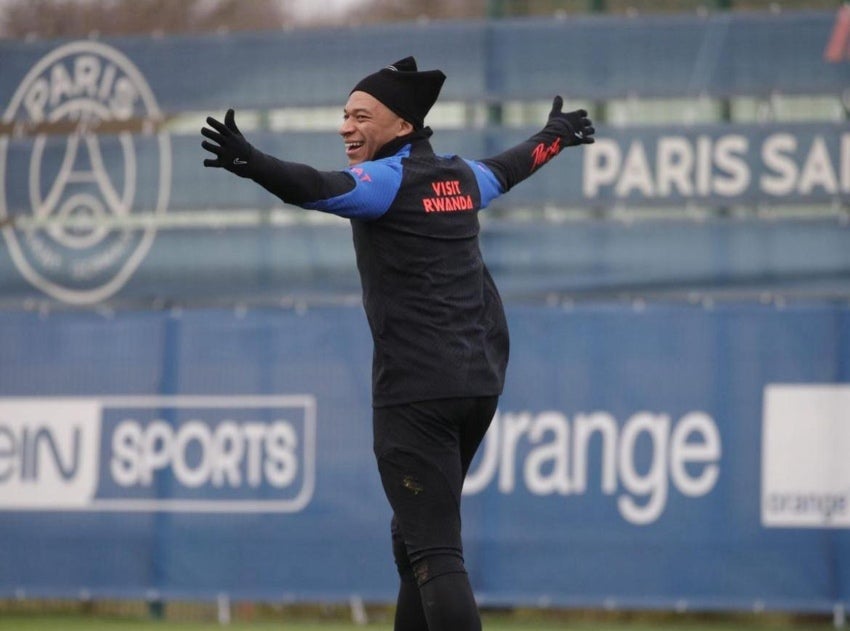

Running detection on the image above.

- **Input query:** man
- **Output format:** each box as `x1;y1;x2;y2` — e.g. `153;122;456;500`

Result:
201;57;594;631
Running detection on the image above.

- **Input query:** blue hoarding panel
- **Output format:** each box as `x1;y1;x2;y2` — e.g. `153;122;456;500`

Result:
0;303;848;610
1;20;849;307
2;119;849;305
1;11;846;108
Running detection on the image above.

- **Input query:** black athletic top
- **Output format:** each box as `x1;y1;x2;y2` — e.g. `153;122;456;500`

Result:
244;120;574;406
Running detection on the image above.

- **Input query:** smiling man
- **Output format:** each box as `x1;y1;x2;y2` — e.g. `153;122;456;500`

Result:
201;56;594;631
341;92;413;165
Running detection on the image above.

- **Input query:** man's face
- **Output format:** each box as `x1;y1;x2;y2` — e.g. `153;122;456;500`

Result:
339;91;413;166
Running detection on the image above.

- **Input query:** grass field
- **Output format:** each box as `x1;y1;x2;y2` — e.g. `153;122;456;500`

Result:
0;611;838;631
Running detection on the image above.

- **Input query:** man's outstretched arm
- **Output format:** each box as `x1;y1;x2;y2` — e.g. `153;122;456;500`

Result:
477;96;595;193
201;109;355;206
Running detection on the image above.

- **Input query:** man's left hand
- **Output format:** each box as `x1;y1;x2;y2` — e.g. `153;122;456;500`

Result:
547;96;595;147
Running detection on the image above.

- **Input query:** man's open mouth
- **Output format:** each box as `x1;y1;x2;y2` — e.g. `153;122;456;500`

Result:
345;141;364;155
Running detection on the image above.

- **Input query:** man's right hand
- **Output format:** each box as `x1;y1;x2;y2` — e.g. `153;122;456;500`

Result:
201;109;255;177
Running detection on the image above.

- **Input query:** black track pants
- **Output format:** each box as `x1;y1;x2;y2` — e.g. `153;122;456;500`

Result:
373;396;499;631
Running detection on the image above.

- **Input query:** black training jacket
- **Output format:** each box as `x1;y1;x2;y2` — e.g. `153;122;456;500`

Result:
243;121;573;406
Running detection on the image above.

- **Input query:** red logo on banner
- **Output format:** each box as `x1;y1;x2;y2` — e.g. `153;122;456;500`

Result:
824;5;850;62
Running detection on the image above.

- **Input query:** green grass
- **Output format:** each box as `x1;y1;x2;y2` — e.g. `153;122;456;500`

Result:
0;612;837;631
0;620;374;631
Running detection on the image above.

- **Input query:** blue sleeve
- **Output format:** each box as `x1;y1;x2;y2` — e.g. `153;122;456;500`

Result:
303;158;403;220
464;159;504;209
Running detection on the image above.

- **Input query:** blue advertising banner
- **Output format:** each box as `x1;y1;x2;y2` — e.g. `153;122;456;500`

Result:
2;119;850;306
577;124;850;206
0;303;848;610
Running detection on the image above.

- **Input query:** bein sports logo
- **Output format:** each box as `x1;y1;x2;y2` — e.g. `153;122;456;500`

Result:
0;396;316;513
0;41;170;304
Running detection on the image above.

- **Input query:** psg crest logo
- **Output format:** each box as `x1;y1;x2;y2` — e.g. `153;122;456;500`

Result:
0;41;171;304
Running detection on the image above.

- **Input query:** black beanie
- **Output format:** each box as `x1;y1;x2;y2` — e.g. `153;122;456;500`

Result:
350;57;446;130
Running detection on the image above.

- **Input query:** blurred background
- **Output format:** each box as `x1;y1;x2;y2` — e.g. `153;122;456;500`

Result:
0;0;848;628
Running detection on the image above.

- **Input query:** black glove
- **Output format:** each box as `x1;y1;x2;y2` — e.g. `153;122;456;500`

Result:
201;109;254;177
547;96;595;147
